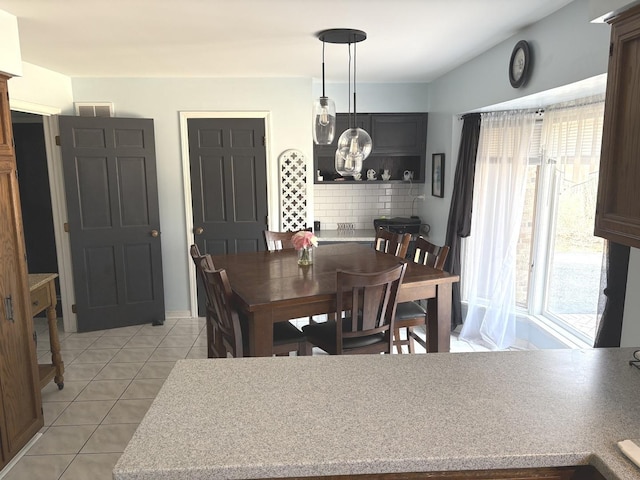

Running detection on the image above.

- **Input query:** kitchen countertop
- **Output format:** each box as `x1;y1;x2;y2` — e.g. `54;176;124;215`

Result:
315;229;376;242
113;348;640;480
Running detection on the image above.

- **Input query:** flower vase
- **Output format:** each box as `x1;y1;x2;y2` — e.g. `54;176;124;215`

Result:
297;246;313;266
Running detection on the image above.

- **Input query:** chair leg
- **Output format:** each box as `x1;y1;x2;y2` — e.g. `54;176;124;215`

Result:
298;341;312;356
393;327;404;354
407;327;416;354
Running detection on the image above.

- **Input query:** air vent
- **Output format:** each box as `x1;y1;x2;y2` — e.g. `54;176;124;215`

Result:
74;102;114;117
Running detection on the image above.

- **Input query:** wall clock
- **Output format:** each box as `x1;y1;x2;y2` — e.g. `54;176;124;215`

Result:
509;40;531;88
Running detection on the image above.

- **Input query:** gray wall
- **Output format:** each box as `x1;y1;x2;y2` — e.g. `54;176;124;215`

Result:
421;0;611;246
420;0;640;347
71;78;430;315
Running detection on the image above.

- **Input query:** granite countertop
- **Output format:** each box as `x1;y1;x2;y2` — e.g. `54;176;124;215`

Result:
315;229;376;242
113;348;640;480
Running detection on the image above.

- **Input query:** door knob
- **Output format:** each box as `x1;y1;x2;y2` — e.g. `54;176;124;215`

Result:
194;227;204;235
150;230;159;237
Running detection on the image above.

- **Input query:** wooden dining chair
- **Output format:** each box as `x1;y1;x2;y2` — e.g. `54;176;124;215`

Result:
264;228;320;324
263;228;312;251
374;227;411;258
393;237;450;354
189;244;217;358
201;263;311;357
301;262;407;355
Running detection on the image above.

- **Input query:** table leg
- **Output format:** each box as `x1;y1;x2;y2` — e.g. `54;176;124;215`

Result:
426;282;452;353
46;303;64;388
248;311;273;357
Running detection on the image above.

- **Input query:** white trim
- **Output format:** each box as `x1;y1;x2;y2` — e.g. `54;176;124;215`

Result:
165;310;194;319
9;99;59;116
43;116;76;332
0;433;42;479
178;111;274;318
9;102;78;333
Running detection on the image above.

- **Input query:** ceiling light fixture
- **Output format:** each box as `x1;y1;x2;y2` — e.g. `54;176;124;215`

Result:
312;39;336;145
315;28;372;177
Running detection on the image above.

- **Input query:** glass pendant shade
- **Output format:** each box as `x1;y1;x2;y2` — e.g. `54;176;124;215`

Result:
312;96;336;145
334;148;363;177
336;127;372;167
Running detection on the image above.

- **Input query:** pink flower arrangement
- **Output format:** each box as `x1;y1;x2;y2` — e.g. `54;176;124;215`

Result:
291;231;318;251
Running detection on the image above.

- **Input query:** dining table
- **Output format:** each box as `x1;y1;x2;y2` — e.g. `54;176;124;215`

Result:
210;242;459;356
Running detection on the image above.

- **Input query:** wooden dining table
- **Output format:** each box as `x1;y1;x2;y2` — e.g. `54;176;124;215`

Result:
210;243;459;357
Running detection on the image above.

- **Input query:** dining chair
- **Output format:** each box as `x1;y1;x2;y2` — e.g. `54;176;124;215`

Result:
301;262;407;355
374;227;411;258
264;228;320;324
263;228;312;251
189;244;217;358
393;237;450;354
201;263;311;357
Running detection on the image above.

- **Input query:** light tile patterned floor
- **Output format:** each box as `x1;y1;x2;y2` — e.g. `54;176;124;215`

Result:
0;316;481;480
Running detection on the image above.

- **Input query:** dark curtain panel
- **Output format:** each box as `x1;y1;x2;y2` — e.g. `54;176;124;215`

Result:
594;241;630;347
444;113;481;329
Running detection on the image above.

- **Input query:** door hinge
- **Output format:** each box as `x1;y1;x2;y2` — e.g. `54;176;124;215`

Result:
71;304;77;314
64;222;70;233
262;135;266;147
33;331;37;343
609;42;614;57
55;135;61;146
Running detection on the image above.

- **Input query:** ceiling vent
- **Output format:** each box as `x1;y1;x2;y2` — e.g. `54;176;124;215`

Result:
74;102;114;117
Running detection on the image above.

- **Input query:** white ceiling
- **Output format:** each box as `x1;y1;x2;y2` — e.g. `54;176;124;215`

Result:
0;0;575;83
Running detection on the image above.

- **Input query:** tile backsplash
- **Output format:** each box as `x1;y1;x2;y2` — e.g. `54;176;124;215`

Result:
314;183;422;230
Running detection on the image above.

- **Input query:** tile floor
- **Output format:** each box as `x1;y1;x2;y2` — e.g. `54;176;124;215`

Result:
0;316;484;480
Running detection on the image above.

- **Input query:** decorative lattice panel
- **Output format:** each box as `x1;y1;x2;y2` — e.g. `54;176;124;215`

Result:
279;149;308;231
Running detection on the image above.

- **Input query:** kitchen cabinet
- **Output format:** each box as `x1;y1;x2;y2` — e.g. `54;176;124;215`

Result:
594;3;640;247
0;74;44;470
314;113;428;184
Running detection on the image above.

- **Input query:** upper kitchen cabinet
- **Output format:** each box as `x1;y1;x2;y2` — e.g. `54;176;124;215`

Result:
595;3;640;248
314;112;428;184
370;113;427;156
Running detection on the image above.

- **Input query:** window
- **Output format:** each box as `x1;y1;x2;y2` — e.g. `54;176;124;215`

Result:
462;98;605;348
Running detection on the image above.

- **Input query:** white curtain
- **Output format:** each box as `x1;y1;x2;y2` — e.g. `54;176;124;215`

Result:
459;110;537;349
540;97;606;335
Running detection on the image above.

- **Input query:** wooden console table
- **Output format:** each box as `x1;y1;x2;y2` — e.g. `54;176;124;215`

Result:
28;273;64;390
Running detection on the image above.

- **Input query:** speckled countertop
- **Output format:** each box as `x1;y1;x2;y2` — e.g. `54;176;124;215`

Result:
315;229;376;242
113;349;640;480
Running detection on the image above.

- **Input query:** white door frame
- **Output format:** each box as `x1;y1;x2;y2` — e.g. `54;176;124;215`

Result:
10;101;77;332
179;111;275;318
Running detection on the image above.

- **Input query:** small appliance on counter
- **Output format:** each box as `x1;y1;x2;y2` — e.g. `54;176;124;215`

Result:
373;216;429;235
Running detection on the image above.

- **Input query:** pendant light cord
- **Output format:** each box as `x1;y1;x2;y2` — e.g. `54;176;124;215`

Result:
347;42;352;129
321;40;326;98
353;39;357;128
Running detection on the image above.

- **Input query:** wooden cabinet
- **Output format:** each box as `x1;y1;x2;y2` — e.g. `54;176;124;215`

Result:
595;3;640;247
314;113;428;184
370;113;427;156
0;74;44;470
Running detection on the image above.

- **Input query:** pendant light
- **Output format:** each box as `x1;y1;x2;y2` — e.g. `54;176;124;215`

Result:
312;40;336;145
316;29;372;177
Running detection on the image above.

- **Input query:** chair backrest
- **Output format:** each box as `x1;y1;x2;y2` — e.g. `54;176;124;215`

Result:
264;229;311;251
412;237;450;270
189;244;215;279
374;227;411;258
201;264;244;358
264;230;297;251
335;262;407;354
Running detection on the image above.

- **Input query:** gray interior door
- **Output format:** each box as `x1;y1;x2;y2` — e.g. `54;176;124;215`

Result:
59;116;165;332
188;117;268;314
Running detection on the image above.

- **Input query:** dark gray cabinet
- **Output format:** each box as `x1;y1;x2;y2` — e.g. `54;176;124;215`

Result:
313;113;428;184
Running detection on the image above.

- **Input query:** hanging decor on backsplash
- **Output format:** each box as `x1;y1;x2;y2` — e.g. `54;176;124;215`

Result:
279;149;308;232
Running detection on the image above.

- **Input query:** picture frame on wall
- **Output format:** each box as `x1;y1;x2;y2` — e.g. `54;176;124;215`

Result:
432;153;445;198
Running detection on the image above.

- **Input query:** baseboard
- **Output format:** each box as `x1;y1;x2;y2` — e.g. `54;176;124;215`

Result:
165;310;194;319
0;433;42;479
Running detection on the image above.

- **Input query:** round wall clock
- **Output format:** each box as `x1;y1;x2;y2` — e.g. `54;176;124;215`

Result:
509;40;531;88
